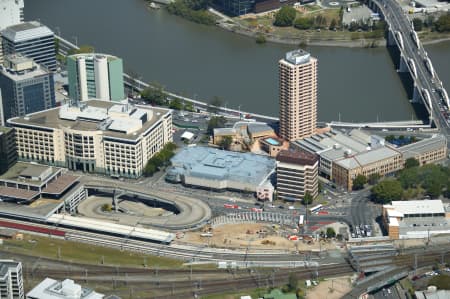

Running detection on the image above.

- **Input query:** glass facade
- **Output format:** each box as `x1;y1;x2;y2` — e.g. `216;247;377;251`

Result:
0;71;55;124
215;0;255;16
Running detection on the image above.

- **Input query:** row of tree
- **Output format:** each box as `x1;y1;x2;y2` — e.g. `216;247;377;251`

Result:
273;6;339;30
140;84;195;112
143;142;177;176
413;13;450;33
369;159;450;204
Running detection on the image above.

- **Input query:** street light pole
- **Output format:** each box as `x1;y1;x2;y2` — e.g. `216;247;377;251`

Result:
72;35;78;47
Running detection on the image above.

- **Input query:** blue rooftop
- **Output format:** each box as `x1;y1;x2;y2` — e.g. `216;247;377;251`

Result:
168;146;276;188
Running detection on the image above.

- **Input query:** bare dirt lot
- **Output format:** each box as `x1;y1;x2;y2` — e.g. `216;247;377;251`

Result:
183;223;336;251
306;276;352;299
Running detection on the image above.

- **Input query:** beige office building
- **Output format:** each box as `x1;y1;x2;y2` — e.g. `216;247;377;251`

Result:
8;100;173;178
276;149;318;201
279;49;318;141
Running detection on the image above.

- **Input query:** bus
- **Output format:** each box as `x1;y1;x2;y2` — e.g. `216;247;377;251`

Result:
309;204;323;214
299;215;304;226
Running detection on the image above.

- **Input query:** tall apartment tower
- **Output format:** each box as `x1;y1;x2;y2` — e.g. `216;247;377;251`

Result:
0;54;55;125
0;260;24;299
0;0;24;64
67;53;125;102
279;49;317;141
1;21;56;71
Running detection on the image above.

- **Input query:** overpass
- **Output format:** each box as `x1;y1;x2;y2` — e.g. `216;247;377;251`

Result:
367;0;450;145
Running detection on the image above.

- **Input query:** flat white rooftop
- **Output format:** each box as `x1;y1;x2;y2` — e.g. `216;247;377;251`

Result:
384;200;445;215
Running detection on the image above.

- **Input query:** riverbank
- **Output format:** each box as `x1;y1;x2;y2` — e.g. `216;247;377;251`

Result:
207;6;450;47
217;21;386;47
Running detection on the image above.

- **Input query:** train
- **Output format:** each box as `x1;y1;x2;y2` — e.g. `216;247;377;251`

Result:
0;219;65;237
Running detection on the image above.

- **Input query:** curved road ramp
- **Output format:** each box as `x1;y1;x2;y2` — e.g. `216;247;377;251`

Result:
81;179;211;231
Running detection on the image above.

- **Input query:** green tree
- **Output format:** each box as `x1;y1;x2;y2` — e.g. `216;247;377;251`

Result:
141;83;167;106
412;18;423;31
352;174;367;190
255;34;266;44
326;227;336;238
166;0;215;25
371;180;403;204
302;191;314;206
143;163;157;176
218;136;233;150
207;116;226;135
287;273;299;291
330;18;337;29
405;157;420;169
273;6;297;27
368;173;381;185
426;182;442;198
294;17;314;30
435;13;450;32
102;203;112;212
207;96;223;114
385;135;395;143
184;101;195;112
169;98;183;110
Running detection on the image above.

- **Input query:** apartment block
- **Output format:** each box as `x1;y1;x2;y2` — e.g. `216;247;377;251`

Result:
279;49;317;141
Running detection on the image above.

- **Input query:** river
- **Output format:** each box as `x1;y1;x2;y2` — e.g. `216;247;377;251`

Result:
24;0;449;122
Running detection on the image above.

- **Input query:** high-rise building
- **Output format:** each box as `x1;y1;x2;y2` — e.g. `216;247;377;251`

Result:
0;126;17;174
0;260;24;299
0;54;55;125
1;21;56;71
0;0;24;64
276;149;318;201
67;53;124;102
279;49;317;141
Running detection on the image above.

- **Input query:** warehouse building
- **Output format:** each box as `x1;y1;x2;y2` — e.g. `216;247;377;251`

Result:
8;100;173;178
166;146;276;192
383;200;450;239
294;130;447;190
398;134;447;166
332;146;403;190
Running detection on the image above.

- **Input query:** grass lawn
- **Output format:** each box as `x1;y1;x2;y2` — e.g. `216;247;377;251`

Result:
201;287;268;299
2;234;183;268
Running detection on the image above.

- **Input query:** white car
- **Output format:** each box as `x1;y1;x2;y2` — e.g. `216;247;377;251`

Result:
288;206;295;210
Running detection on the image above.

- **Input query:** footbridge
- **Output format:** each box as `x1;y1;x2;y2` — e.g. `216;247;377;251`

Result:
367;0;450;141
329;120;428;129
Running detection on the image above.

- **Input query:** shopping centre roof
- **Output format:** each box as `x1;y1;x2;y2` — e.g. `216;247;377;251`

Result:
170;146;276;186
